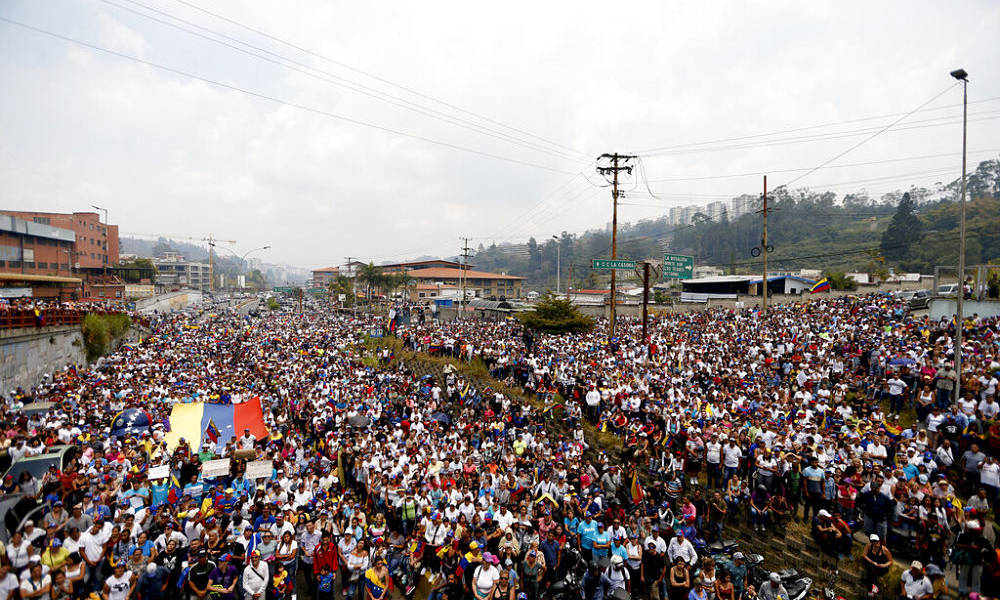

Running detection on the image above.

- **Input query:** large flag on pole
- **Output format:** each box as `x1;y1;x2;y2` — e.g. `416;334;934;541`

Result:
164;398;268;450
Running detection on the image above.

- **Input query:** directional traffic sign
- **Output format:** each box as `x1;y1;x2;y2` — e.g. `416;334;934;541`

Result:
662;254;694;279
592;259;636;270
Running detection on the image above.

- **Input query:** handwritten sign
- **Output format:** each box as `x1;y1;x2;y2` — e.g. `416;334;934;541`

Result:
148;465;170;480
202;459;231;478
245;460;273;480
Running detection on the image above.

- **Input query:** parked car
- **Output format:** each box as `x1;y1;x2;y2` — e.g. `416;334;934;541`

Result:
936;283;959;296
908;289;931;310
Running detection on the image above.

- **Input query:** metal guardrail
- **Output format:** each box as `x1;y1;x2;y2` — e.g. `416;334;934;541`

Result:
0;309;146;331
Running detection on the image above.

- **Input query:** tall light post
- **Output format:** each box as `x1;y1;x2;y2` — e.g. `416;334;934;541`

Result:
551;235;561;295
950;68;969;403
216;245;271;289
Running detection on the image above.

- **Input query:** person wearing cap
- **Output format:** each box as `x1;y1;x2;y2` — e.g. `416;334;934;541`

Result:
103;561;134;600
137;562;168;600
40;537;68;571
472;553;501;600
243;550;268;600
604;554;630;595
187;551;216;600
860;534;893;591
900;561;932;600
208;553;238;600
757;572;787;600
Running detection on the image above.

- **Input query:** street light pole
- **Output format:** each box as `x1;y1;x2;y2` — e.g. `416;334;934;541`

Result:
951;68;969;403
552;235;560;295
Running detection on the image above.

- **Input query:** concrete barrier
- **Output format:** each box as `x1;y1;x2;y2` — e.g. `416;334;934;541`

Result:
0;326;85;393
137;290;203;314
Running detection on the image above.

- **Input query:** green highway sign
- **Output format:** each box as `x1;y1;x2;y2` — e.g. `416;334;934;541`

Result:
662;254;694;279
592;259;636;271
272;287;292;293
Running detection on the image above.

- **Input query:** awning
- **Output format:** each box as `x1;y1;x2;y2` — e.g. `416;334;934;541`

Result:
0;273;83;284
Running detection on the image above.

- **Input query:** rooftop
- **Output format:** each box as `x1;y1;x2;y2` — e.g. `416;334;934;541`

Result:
406;267;523;281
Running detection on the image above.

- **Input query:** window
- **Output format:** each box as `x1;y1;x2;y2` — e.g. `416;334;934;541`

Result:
33;217;51;225
37;262;48;269
22;248;34;262
23;262;34;268
8;261;20;268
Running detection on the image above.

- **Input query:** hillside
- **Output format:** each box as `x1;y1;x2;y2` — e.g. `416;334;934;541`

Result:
472;158;1000;289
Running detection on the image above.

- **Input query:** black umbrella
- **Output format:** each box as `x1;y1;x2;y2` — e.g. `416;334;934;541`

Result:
348;415;371;427
430;412;451;424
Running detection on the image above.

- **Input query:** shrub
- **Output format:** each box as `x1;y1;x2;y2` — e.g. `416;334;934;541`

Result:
81;313;131;361
518;292;594;334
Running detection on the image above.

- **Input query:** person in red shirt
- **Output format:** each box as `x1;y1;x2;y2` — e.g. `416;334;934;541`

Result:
313;530;340;586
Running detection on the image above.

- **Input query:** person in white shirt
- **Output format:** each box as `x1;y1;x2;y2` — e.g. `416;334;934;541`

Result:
103;563;133;600
18;563;49;600
667;529;697;566
242;551;268;600
238;429;256;450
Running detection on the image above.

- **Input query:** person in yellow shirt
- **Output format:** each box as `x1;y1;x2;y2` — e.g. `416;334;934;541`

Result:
41;538;69;571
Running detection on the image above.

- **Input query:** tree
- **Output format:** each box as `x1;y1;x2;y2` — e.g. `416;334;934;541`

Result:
246;269;266;288
824;271;857;291
327;275;356;306
880;192;923;261
518;292;594;334
356;263;384;303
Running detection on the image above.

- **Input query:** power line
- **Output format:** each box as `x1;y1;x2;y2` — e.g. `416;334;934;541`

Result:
168;0;588;160
779;82;960;188
642;148;1000;183
100;0;586;163
632;95;1000;155
0;16;577;175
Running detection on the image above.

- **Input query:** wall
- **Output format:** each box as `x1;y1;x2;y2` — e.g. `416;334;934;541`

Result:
929;298;1000;321
0;326;85;393
136;290;203;314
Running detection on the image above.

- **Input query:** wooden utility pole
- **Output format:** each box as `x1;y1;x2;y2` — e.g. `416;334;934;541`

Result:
459;238;471;320
597;153;635;341
641;261;650;344
761;176;769;316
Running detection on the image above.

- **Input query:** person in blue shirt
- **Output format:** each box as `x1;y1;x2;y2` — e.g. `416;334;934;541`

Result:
150;479;170;509
252;504;276;532
801;457;826;522
316;563;336;600
577;516;599;561
591;522;611;560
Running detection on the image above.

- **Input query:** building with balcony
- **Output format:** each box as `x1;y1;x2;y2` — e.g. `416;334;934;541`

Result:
152;253;211;290
404;267;523;301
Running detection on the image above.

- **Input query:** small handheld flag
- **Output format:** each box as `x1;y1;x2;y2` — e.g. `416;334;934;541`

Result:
810;278;831;294
205;419;220;444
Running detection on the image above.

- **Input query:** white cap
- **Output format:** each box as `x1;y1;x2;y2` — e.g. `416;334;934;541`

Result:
769;572;781;582
869;534;879;542
818;509;831;518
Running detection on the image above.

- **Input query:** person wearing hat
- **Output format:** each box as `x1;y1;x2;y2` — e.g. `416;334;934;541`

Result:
604;554;630;595
860;534;893;591
40;537;68;571
207;553;238;600
472;552;501;600
757;572;787;600
899;561;932;600
242;550;268;600
137;562;168;600
103;561;134;600
186;550;216;600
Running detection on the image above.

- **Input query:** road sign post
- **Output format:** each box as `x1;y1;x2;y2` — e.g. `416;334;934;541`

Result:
592;259;636;271
662;254;694;280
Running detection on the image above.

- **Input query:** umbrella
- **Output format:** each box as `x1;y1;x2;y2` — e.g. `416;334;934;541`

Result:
348;415;371;428
431;412;451;424
890;357;916;367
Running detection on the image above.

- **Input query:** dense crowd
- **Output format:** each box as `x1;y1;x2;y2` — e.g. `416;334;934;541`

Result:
0;293;997;600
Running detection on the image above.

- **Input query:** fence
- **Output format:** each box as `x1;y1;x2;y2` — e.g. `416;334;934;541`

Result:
0;309;142;331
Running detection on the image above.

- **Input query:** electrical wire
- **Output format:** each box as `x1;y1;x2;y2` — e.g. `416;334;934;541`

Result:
100;0;586;164
632;95;1000;155
0;16;577;175
168;0;589;160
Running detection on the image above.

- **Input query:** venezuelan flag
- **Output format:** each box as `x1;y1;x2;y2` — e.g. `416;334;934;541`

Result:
810;278;831;294
164;398;268;450
628;471;645;504
364;568;388;597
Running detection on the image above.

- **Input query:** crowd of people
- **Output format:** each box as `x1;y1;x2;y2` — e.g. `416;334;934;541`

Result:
0;292;997;600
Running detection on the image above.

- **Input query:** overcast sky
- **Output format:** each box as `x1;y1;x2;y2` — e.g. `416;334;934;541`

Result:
2;0;998;267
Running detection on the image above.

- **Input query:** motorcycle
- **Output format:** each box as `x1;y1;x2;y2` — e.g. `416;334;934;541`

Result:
746;554;812;600
548;545;587;600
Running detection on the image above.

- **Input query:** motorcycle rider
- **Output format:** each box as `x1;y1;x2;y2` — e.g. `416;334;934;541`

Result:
758;572;788;600
604;555;630;595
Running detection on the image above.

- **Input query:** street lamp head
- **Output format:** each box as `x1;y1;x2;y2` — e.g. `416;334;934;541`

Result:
263;246;271;250
950;68;968;81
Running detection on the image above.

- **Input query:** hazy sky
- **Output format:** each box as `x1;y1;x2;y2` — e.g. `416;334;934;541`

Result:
2;0;998;267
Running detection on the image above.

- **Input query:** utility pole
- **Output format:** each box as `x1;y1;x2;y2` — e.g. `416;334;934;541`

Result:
952;68;969;401
597;153;635;342
344;256;356;318
641;261;650;345
760;176;769;316
459;238;471;320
